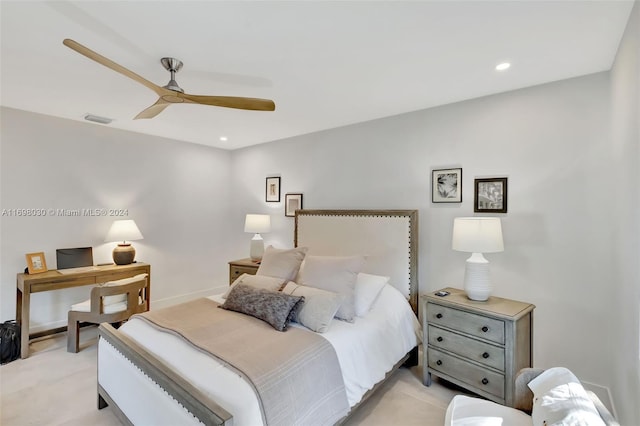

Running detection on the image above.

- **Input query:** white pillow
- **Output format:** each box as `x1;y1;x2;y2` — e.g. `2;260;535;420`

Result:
101;273;148;305
297;255;365;322
354;273;389;317
256;246;308;282
222;273;285;299
528;367;605;426
445;395;533;426
281;282;344;333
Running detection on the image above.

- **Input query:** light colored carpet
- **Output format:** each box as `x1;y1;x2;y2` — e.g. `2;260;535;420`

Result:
0;327;464;426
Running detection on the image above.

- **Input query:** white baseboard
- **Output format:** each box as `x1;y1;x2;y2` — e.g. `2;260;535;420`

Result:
583;381;617;419
28;286;228;335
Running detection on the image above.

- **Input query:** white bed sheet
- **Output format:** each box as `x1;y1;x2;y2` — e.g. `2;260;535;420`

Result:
99;283;419;426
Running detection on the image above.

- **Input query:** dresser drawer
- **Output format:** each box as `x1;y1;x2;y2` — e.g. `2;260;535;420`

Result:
428;347;505;399
426;303;505;344
229;265;258;284
428;325;505;371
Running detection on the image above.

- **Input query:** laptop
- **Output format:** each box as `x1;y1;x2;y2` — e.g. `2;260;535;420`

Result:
56;247;97;273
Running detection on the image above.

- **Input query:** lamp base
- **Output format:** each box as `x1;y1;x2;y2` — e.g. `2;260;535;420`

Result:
113;244;136;265
464;253;491;301
249;234;264;262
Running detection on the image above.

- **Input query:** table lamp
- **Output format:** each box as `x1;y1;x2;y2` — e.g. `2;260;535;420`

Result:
105;219;144;265
244;214;271;261
452;217;504;301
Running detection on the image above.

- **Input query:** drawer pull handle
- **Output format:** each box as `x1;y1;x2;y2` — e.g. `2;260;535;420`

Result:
436;313;443;319
482;352;490;359
481;378;489;385
437;337;443;342
481;326;489;333
436;360;442;366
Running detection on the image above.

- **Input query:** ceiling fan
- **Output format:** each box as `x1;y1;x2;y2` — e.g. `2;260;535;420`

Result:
62;39;275;119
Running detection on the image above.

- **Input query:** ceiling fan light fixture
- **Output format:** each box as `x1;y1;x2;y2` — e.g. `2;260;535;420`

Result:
84;114;113;124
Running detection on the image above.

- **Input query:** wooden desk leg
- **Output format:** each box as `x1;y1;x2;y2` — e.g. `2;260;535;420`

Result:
17;286;30;359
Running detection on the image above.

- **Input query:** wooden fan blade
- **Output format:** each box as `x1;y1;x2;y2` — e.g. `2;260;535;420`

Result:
63;39;168;97
134;98;170;120
179;93;275;111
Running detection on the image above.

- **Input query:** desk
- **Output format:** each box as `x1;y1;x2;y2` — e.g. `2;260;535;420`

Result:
16;262;151;358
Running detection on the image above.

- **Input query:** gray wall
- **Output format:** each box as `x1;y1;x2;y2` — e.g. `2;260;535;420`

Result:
230;70;637;422
609;1;640;423
0;108;232;330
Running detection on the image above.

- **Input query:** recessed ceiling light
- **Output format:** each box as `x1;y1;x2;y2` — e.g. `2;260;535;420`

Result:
84;114;112;124
219;136;228;142
495;62;511;71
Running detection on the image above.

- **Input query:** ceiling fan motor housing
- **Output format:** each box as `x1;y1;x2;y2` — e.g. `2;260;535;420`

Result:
161;57;184;92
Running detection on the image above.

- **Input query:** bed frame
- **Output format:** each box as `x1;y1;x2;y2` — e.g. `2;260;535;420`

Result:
97;209;419;425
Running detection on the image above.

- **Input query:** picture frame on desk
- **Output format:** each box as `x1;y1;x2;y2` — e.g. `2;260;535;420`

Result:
25;252;47;274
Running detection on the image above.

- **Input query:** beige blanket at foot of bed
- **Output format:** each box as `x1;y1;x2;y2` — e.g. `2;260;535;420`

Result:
134;298;349;426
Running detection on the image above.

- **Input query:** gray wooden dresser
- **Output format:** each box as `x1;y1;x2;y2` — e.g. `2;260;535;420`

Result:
422;287;534;407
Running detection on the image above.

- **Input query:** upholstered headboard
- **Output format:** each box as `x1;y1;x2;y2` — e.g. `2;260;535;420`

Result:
294;210;419;314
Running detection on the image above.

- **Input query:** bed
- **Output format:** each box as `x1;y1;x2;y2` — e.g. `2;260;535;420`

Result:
97;209;419;425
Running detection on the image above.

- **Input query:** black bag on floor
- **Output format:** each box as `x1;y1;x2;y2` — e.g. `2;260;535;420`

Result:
1;320;20;364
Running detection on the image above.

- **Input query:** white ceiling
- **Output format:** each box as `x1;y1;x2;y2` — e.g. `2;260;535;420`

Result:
0;1;634;150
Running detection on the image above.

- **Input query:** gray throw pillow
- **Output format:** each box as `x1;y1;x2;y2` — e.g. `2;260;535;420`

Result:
297;255;365;322
221;284;304;332
281;282;344;333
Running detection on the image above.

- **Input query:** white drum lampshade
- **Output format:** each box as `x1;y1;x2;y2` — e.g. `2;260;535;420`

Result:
105;220;144;265
452;217;504;301
244;214;271;261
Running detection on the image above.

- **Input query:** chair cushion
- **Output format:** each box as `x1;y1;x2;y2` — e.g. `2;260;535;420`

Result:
445;395;533;426
70;299;128;314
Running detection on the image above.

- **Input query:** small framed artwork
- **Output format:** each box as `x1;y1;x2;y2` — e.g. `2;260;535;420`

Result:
25;252;48;274
265;177;281;202
474;177;508;213
432;168;462;203
285;193;303;217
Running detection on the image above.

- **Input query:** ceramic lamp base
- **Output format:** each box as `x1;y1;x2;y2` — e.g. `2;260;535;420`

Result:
464;253;491;301
113;243;136;265
249;234;264;261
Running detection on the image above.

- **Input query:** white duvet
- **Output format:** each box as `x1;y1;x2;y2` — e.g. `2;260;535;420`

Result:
98;283;419;426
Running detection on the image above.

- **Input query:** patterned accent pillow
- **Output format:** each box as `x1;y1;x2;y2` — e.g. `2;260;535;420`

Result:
221;284;304;332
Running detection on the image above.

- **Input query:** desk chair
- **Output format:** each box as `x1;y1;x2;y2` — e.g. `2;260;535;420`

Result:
67;273;149;353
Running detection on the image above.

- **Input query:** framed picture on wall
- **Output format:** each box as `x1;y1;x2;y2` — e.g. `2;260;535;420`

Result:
474;177;508;213
285;193;303;217
432;168;462;203
265;177;281;202
25;252;48;274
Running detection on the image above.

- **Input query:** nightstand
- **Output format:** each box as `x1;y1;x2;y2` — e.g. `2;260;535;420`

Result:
422;287;534;407
228;258;260;284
